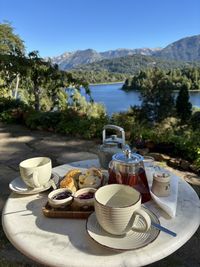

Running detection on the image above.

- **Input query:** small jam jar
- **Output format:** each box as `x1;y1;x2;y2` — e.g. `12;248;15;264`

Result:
151;171;171;197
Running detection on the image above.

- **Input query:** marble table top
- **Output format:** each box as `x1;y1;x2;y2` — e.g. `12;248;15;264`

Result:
2;159;200;267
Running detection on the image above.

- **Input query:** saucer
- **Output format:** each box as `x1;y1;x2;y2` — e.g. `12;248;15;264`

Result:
9;172;60;195
86;207;160;251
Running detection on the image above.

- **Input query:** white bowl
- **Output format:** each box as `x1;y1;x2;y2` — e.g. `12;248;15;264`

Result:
48;188;73;208
73;188;97;208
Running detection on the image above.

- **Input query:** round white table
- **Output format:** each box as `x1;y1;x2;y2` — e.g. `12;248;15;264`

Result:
2;159;200;267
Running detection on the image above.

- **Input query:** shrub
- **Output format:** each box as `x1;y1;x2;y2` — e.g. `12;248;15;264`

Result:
0;98;32;123
110;111;136;133
0;97;29;113
25;111;62;130
190;111;200;130
57;111;108;139
0;110;15;123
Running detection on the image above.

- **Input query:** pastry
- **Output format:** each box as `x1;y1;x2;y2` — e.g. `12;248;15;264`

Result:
60;169;81;192
79;168;102;189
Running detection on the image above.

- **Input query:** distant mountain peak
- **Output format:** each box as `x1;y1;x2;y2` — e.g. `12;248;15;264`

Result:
50;34;200;70
51;47;159;70
155;34;200;61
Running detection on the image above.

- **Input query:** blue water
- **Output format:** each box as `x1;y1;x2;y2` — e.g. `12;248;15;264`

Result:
80;83;200;115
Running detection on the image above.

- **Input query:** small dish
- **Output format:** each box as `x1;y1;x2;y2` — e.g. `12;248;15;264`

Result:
73;187;97;208
86;207;160;251
48;188;73;208
9;172;59;195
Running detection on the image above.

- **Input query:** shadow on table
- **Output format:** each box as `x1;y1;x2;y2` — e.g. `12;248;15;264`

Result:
25;196;123;257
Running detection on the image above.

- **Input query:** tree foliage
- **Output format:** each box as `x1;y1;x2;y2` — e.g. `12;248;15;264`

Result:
0;22;25;55
73;54;200;76
176;83;192;123
138;68;175;122
0;22;91;111
70;70;127;84
123;67;200;91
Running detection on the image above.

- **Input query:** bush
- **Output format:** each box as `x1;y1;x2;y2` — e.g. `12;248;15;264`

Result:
0;110;15;123
190;111;200;130
129;119;200;164
24;109;108;139
110;111;135;133
25;111;62;130
57;111;108;138
0;97;29;112
0;97;31;123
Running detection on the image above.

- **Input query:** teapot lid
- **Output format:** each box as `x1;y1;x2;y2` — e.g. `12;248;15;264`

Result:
112;150;143;164
103;135;123;145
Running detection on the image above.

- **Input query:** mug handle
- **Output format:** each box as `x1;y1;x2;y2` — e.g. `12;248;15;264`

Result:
32;170;41;188
132;209;151;232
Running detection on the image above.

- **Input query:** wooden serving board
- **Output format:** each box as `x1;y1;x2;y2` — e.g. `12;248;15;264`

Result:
42;168;108;219
42;202;94;219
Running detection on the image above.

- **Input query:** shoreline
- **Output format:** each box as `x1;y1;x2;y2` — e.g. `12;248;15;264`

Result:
89;82;200;91
122;88;200;92
89;81;125;86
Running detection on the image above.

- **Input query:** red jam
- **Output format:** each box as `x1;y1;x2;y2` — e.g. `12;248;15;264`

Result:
78;192;94;199
53;191;72;200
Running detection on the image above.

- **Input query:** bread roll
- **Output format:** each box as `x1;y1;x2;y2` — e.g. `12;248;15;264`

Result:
60;169;81;192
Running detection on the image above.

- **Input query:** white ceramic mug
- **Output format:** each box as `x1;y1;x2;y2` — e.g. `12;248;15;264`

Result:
94;184;151;235
19;157;52;188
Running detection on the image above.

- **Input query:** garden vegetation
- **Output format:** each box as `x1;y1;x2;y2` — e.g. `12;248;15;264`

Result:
0;22;200;173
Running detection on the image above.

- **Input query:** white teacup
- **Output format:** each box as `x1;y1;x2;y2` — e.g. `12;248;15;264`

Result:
19;157;52;188
94;184;151;235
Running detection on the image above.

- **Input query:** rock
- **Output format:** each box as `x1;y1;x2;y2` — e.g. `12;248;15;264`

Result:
180;159;191;171
154;142;175;154
183;173;200;186
145;140;155;150
147;152;170;162
168;158;181;169
190;164;200;173
136;148;149;156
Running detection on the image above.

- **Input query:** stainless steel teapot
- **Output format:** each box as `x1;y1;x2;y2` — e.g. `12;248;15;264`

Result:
98;125;125;169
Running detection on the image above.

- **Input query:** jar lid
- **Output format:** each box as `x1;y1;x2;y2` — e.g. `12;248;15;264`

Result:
112;152;143;164
153;171;171;182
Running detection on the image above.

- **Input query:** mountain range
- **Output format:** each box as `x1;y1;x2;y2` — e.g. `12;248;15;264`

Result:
50;34;200;71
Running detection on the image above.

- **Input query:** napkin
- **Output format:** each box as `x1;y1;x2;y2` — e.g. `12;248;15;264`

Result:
149;170;179;218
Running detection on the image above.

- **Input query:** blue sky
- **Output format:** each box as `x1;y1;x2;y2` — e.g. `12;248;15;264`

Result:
1;0;200;57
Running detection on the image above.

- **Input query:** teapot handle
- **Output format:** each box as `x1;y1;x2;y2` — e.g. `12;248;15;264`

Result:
103;125;125;145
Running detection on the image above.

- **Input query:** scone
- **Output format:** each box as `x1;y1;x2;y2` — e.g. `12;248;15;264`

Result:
60;169;81;192
79;168;102;189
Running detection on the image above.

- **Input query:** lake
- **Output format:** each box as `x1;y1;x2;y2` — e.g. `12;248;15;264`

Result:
80;83;200;115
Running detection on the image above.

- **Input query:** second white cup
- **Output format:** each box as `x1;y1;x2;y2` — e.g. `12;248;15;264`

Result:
19;157;52;188
94;184;151;235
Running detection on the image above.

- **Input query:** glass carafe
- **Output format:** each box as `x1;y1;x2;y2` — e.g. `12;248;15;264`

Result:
108;149;151;203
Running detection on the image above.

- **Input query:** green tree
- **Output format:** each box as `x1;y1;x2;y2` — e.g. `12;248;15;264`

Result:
25;51;51;111
0;52;29;98
0;22;26;98
140;68;175;122
0;22;25;55
176;83;192;123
